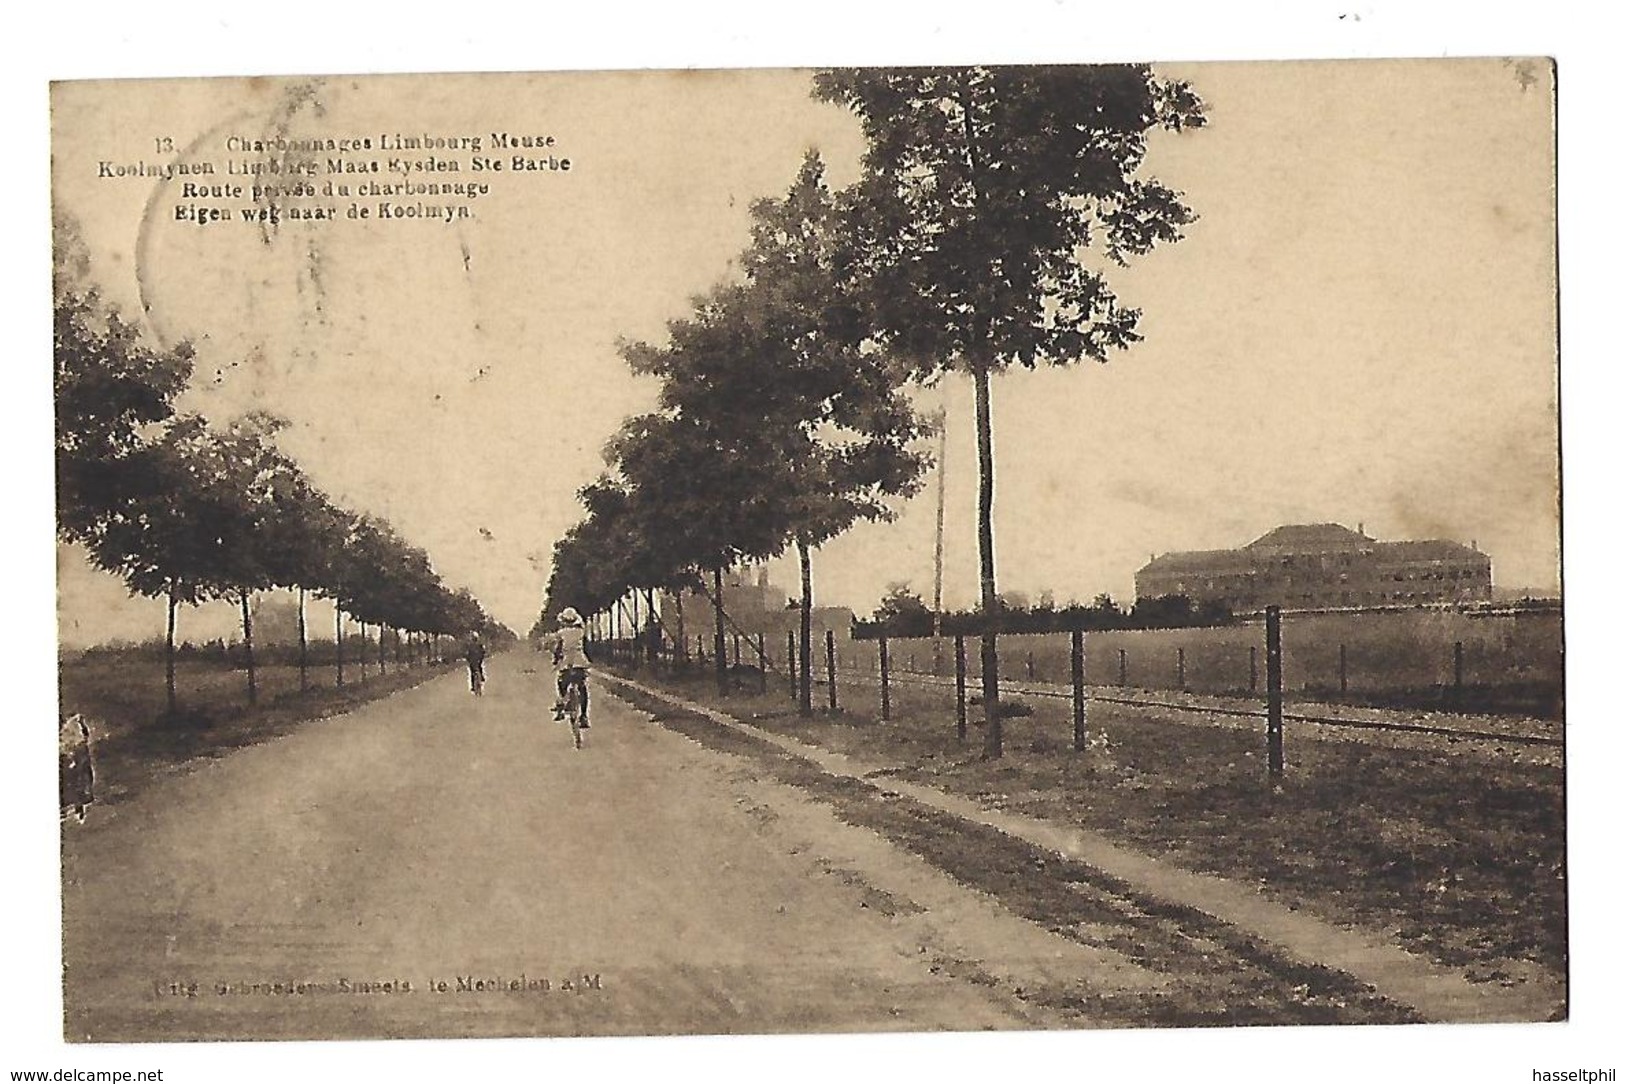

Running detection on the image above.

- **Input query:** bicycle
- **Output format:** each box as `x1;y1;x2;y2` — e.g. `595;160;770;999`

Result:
562;673;586;749
469;663;485;696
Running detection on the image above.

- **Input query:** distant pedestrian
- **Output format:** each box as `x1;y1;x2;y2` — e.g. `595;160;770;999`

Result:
464;633;488;695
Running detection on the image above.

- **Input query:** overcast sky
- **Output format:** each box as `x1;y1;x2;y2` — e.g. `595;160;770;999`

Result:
52;58;1557;642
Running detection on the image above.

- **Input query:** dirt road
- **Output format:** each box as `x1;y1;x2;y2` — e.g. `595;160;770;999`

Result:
63;653;1152;1041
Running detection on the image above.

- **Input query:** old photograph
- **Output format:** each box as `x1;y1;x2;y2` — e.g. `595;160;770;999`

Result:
49;55;1563;1051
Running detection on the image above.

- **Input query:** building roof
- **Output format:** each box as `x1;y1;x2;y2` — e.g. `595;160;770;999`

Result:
1137;524;1486;577
1377;539;1486;562
1139;548;1257;575
1245;523;1368;551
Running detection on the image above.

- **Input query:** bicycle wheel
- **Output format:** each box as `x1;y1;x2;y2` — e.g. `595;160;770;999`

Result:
566;683;583;749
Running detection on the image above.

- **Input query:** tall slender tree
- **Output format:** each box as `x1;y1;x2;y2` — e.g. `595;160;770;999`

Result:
814;65;1205;755
631;158;932;715
84;415;249;715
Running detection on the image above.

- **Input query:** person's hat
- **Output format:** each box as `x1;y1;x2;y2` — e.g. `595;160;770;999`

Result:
559;608;582;625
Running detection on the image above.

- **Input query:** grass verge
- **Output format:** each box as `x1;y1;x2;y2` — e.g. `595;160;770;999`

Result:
58;652;467;808
610;674;1423;1028
612;662;1566;988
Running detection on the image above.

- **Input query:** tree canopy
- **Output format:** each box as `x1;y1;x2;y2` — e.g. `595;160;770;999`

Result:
54;227;506;712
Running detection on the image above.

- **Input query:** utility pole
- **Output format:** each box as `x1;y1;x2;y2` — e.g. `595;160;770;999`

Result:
931;405;948;676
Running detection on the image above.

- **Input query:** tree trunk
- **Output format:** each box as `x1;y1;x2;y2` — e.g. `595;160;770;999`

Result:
973;363;1002;757
335;604;345;687
379;626;386;674
240;590;257;705
165;586;178;716
949;72;1003;757
359;622;368;682
713;566;728;696
798;535;814;718
297;586;309;692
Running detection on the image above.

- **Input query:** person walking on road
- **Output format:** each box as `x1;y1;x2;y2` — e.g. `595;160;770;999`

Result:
463;632;488;695
552;608;591;728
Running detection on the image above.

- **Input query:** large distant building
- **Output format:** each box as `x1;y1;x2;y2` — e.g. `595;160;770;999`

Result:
1135;523;1492;613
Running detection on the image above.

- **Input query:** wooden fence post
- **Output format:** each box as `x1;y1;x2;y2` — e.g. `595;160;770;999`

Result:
1071;627;1087;752
1266;606;1284;780
1118;648;1127;688
787;631;797;699
715;633;727;697
954;633;967;742
825;629;838;713
1176;646;1185;690
879;635;891;721
756;633;767;695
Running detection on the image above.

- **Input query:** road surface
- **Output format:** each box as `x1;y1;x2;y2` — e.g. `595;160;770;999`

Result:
62;652;1151;1041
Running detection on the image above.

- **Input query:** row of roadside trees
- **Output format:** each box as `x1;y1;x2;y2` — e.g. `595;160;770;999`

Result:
55;222;504;718
539;66;1206;757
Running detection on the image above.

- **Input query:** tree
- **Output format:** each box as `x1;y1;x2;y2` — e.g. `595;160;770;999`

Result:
741;155;932;715
55;229;494;710
83;414;254;715
815;65;1205;755
208;411;311;705
54;222;194;549
628;155;931;713
257;473;341;691
603;409;792;694
872;582;934;637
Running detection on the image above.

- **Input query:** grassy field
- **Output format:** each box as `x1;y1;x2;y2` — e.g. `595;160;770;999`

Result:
57;650;465;808
623;660;1566;987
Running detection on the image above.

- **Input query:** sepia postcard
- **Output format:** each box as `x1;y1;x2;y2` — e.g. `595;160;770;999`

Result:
50;58;1563;1050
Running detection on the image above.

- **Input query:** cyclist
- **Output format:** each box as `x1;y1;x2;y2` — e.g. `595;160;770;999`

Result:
551;607;590;728
463;632;487;695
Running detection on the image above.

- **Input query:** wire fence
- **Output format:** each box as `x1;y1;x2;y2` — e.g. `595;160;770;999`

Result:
593;603;1564;767
839;607;1563;720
